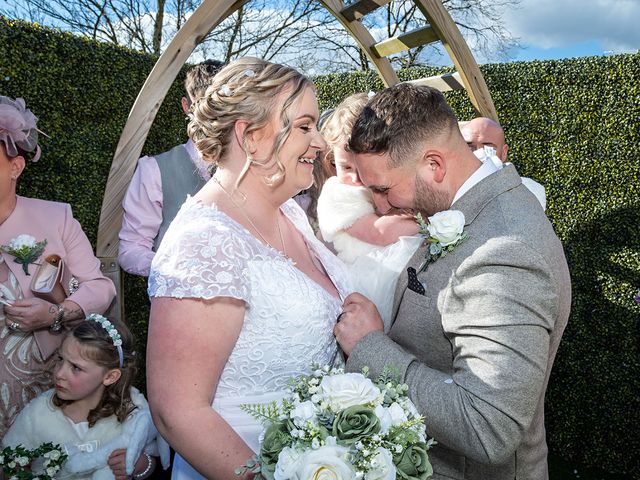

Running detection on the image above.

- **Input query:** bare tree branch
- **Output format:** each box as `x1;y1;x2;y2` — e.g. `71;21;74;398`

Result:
1;0;522;71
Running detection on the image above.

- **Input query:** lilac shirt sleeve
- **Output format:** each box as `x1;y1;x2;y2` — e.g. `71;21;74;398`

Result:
118;156;163;276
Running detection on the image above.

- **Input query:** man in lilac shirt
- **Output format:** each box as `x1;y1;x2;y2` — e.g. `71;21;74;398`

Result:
118;60;223;276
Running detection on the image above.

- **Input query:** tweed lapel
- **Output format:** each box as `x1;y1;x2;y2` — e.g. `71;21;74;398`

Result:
390;241;428;320
452;164;521;226
389;165;522;323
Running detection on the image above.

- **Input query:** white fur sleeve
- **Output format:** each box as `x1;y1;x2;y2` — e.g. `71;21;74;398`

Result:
317;177;375;242
521;177;547;211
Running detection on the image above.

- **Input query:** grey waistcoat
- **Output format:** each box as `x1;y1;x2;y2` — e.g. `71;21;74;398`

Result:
154;144;208;250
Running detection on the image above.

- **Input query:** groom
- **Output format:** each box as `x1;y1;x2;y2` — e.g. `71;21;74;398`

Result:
334;83;571;480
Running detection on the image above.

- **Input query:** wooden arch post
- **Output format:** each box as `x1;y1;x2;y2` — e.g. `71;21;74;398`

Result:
97;0;498;323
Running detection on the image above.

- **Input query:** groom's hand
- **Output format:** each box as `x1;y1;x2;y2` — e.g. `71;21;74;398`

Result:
334;292;384;356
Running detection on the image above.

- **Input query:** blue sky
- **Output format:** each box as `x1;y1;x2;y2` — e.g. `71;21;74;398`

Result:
509;40;610;62
496;0;639;63
1;0;637;65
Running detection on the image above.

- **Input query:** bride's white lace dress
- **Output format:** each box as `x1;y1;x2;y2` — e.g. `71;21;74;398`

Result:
148;197;352;480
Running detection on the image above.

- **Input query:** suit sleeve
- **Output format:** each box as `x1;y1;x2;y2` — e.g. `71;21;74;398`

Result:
61;204;116;315
347;238;558;465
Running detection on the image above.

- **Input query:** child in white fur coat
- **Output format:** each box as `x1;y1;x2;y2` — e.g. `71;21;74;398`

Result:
317;93;422;331
3;315;169;480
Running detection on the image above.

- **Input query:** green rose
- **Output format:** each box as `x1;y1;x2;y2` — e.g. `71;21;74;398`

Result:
260;421;291;479
394;443;433;480
332;405;380;445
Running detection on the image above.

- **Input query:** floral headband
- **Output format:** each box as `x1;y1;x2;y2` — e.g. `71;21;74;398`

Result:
0;96;44;162
87;313;124;368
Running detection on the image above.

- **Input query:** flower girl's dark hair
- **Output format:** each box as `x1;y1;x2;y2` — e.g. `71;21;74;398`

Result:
53;316;138;427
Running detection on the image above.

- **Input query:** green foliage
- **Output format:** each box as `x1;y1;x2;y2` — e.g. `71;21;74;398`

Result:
1;16;638;478
240;401;283;424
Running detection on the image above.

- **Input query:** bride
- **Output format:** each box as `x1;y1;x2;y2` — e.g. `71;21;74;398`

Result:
146;58;351;479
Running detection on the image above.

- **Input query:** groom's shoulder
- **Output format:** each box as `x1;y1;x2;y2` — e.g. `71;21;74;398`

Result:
470;184;565;265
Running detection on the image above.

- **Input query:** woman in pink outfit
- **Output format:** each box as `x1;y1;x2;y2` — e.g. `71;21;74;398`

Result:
0;96;116;438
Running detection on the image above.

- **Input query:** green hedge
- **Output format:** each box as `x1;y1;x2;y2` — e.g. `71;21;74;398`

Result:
2;17;638;478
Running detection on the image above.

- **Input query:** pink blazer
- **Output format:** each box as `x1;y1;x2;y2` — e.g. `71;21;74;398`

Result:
0;196;116;359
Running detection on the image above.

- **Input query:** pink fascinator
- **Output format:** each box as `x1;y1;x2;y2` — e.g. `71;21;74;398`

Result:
0;96;43;162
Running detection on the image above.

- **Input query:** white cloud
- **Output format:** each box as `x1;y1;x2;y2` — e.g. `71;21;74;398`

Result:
504;0;640;53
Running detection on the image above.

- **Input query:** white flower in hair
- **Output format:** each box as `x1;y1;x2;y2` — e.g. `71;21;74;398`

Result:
243;69;256;77
218;84;232;96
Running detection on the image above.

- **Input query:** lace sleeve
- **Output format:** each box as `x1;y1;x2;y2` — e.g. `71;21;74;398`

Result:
148;203;251;302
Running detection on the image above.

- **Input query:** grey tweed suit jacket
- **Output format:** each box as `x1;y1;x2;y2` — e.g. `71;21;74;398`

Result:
347;165;571;480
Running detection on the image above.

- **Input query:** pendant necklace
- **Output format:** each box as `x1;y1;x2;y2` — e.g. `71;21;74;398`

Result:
212;176;287;257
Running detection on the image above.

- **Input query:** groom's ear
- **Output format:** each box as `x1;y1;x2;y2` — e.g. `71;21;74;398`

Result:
418;149;446;183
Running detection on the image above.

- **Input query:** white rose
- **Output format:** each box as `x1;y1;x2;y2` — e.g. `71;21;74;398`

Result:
291;401;317;427
10;234;36;249
44;449;61;460
387;402;408;426
16;456;30;466
274;447;304;480
365;448;396;480
46;467;58;477
291;444;355;480
374;405;392;434
426;210;465;246
319;373;381;411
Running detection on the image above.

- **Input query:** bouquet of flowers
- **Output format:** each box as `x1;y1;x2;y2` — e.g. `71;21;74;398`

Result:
238;365;434;480
0;442;67;479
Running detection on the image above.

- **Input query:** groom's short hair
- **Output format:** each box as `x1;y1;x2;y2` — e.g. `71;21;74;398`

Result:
348;83;458;167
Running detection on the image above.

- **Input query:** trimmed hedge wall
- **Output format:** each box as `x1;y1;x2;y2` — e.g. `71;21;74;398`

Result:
2;16;639;478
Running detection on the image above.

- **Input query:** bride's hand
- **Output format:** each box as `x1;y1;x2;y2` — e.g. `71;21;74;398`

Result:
334;292;384;355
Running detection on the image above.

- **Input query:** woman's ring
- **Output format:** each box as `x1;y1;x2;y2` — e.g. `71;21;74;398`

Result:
8;321;20;331
336;312;346;323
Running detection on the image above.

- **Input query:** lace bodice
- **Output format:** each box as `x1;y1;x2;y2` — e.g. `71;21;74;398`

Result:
149;197;352;398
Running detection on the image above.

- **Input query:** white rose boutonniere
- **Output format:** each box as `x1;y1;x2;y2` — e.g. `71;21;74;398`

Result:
416;210;468;271
0;235;47;275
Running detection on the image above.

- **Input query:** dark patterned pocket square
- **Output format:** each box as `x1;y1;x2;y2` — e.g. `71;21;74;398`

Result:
407;267;425;295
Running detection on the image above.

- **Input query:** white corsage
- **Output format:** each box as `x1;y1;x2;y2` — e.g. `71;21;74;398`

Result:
1;234;47;275
416;210;468;271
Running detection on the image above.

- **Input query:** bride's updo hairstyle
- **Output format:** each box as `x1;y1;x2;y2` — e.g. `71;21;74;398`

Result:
188;57;312;187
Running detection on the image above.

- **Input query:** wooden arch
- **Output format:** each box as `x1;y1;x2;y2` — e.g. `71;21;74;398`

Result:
97;0;498;322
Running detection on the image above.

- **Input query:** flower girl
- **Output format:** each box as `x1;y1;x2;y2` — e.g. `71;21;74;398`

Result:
317;93;422;331
2;315;168;480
